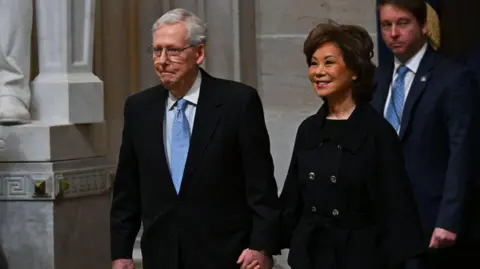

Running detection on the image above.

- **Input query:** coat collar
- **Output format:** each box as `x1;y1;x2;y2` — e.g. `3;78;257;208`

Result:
181;68;223;191
302;103;369;153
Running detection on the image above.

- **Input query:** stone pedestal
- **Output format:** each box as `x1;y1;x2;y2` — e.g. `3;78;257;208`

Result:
0;158;112;269
0;0;110;268
0;123;106;162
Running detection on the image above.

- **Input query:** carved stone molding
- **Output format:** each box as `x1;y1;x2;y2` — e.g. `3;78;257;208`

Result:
0;165;113;200
56;167;111;198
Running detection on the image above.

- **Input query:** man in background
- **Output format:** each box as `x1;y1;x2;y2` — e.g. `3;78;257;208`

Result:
373;0;480;268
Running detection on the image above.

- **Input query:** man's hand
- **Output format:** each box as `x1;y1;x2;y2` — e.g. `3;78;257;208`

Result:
112;259;135;269
237;248;273;269
429;227;457;249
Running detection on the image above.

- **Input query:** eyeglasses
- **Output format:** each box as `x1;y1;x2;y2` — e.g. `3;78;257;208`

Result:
147;45;194;58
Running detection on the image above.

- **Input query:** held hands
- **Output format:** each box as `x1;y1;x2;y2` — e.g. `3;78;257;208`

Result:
112;259;135;269
237;248;273;269
429;227;457;249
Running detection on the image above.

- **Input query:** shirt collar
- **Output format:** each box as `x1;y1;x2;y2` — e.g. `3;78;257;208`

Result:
167;71;202;110
393;42;427;74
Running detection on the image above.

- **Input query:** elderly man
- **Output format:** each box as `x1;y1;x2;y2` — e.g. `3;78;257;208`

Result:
110;8;280;269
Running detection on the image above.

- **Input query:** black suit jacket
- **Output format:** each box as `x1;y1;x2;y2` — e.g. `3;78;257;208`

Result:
372;46;480;244
110;69;280;269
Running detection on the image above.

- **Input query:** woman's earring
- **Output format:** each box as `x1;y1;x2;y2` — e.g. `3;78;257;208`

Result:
352;75;358;80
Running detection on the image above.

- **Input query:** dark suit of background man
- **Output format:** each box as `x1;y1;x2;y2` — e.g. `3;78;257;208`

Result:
110;8;280;269
373;0;480;268
465;47;480;84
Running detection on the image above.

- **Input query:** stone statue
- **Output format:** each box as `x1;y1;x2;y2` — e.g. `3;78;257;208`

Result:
0;0;33;124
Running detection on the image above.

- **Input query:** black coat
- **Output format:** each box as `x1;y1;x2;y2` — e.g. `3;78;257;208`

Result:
110;69;281;269
280;104;424;269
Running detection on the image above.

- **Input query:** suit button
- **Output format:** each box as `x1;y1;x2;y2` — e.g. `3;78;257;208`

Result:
311;206;317;212
330;175;337;183
337;145;342;150
309;172;315;180
332;209;339;216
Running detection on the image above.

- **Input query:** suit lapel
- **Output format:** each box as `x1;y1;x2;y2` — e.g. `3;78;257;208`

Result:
180;69;222;193
398;47;436;139
144;86;177;194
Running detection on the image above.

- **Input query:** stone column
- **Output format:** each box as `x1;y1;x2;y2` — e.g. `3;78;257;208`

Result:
0;1;111;269
137;0;164;91
167;0;258;87
203;0;258;87
0;0;33;124
31;0;103;124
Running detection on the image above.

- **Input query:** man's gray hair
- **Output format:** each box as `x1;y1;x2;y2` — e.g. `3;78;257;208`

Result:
152;8;207;45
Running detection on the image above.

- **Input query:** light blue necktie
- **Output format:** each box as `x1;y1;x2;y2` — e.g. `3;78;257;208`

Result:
386;65;409;133
170;99;190;193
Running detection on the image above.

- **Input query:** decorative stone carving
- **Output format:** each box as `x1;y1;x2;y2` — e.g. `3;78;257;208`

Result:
0;161;112;201
0;0;33;124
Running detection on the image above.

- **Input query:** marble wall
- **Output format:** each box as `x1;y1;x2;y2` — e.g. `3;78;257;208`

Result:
95;0;140;165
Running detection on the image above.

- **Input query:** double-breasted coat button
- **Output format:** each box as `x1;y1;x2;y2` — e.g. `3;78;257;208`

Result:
309;172;315;180
330;175;337;183
332;209;339;216
337;145;342;150
311;206;317;212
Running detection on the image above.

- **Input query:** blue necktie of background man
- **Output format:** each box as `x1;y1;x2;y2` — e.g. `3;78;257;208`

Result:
386;65;409;133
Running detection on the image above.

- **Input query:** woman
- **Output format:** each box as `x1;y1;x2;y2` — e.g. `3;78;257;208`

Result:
279;22;425;269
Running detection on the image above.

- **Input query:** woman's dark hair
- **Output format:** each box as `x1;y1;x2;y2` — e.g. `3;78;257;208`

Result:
303;21;376;104
378;0;427;26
